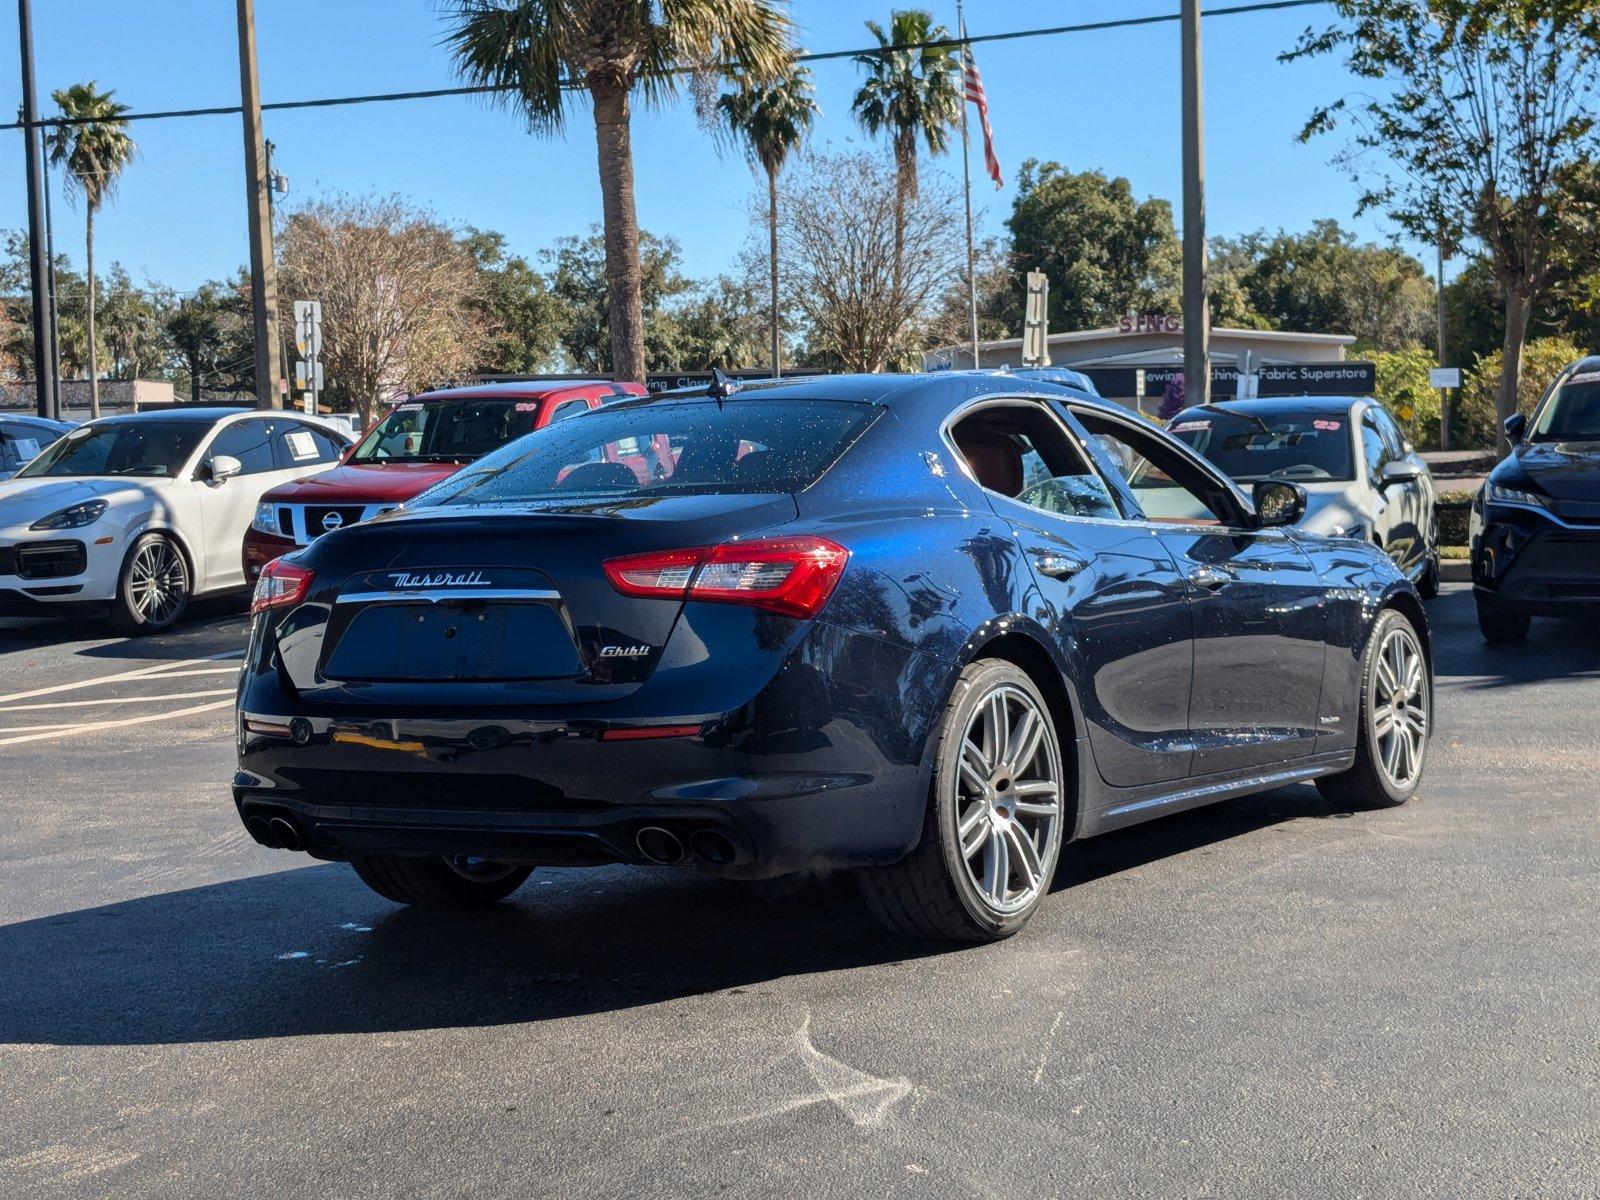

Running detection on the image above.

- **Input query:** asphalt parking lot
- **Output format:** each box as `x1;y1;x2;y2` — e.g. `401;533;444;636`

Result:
2;583;1597;1198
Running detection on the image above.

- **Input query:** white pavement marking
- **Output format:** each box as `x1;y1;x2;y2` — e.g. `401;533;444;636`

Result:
0;650;243;706
0;698;235;747
0;687;235;713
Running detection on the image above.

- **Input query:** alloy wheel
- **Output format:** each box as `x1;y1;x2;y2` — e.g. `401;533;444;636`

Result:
130;539;187;626
1371;625;1429;790
953;684;1063;916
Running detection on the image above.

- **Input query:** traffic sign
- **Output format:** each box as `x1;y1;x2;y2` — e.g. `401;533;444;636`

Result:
1429;367;1461;389
294;360;324;391
292;300;322;359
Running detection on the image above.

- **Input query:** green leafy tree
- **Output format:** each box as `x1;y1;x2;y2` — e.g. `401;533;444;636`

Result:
718;61;818;376
992;160;1181;332
165;281;250;402
97;265;172;382
1218;220;1435;350
545;227;695;372
851;9;962;279
45;82;136;419
442;0;793;385
665;274;767;371
460;229;570;374
1285;1;1600;453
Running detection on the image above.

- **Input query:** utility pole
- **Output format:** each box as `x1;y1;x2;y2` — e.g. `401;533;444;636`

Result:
236;0;283;409
1437;234;1451;451
1180;0;1210;409
18;0;58;420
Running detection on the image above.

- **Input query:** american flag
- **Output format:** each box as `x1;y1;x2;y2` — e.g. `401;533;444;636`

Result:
963;44;1003;190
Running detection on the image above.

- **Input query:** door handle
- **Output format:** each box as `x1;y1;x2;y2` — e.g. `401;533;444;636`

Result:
1188;564;1234;590
1031;550;1089;580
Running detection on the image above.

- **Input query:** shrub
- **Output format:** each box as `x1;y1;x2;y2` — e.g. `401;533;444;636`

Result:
1369;344;1440;448
1457;336;1583;448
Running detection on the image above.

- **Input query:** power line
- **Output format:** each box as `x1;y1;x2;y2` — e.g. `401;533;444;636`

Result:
0;1;1330;132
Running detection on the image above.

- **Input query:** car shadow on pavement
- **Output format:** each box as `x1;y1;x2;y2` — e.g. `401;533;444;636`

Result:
0;594;249;660
1423;585;1600;687
0;785;1354;1048
1052;782;1358;892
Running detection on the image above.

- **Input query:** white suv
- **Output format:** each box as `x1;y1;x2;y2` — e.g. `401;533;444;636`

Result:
0;407;350;633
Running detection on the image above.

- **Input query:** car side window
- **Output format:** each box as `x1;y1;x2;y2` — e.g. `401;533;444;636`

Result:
1371;407;1409;458
1069;407;1241;527
207;419;277;475
1360;417;1388;482
548;399;590;423
272;422;342;469
948;402;1123;522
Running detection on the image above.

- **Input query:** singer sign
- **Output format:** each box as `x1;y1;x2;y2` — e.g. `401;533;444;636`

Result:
1118;313;1184;335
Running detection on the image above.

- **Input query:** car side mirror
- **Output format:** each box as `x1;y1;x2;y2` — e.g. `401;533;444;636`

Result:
209;454;244;483
1381;459;1422;484
1252;480;1307;528
1502;412;1527;443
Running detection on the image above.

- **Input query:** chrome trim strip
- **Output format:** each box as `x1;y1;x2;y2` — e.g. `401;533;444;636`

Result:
335;588;561;605
1102;762;1328;819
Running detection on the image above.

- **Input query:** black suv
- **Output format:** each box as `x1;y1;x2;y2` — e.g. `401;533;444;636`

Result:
1472;356;1600;641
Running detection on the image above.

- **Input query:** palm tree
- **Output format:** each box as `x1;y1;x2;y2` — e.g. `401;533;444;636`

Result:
718;63;817;377
443;0;793;385
46;83;135;420
851;9;962;278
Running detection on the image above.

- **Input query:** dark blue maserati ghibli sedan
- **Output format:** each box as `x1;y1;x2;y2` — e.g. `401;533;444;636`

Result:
233;373;1432;941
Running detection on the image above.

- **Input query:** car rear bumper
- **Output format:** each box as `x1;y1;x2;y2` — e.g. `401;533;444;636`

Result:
234;718;924;878
232;622;950;878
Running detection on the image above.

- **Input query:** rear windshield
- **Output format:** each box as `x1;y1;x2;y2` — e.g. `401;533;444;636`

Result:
1532;371;1600;442
415;398;876;508
1167;408;1354;482
351;398;545;463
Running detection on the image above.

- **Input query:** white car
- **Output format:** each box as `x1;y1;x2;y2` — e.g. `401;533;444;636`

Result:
1163;396;1440;596
1;414;76;480
0;407;350;633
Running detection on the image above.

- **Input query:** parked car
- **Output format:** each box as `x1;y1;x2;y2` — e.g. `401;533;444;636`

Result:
0;414;75;480
243;380;645;581
1471;356;1600;642
0;407;350;633
232;374;1431;942
1005;366;1100;395
1165;397;1439;596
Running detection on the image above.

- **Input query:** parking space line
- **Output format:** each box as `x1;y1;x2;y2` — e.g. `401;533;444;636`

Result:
0;651;243;706
0;698;236;747
0;688;236;714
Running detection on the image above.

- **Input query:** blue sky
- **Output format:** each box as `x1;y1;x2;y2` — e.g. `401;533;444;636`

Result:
0;1;1419;295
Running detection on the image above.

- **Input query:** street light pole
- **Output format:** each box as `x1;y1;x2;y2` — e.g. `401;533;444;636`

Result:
1180;0;1210;409
17;0;58;419
236;0;283;410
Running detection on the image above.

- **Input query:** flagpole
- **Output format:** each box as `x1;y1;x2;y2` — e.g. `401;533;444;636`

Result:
957;3;980;370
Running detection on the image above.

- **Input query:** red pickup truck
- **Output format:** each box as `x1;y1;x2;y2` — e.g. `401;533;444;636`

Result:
242;380;645;580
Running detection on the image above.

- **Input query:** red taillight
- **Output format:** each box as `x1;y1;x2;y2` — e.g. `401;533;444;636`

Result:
251;559;314;614
603;536;849;619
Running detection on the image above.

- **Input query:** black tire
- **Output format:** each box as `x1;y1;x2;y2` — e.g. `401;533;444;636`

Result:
1476;596;1530;644
108;532;191;636
857;660;1067;942
350;855;532;907
1417;553;1441;600
1316;608;1431;810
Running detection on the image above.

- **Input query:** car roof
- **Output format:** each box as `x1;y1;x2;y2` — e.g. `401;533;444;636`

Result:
601;371;1126;422
89;406;256;426
1185;397;1367;418
406;380;636;403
